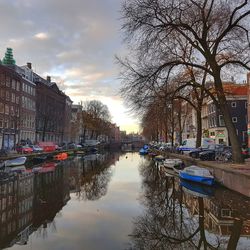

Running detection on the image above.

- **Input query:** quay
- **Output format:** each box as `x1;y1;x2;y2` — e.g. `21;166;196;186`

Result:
165;152;250;197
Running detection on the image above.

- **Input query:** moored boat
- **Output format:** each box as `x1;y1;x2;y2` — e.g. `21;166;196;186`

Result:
32;155;47;165
5;165;27;173
4;157;27;167
180;179;215;198
139;148;148;155
179;165;215;186
54;152;68;160
163;158;183;169
154;155;165;162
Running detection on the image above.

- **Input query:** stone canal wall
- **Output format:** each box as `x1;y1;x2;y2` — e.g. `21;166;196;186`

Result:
167;152;250;197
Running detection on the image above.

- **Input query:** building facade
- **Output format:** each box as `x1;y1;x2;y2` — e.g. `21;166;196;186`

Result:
0;65;22;149
247;73;250;152
206;83;248;146
14;63;36;143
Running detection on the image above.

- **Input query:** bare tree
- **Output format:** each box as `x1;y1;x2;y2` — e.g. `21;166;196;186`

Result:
120;0;250;163
83;100;111;140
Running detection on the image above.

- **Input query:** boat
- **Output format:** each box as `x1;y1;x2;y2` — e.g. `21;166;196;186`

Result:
5;165;27;173
180;179;215;198
4;157;27;167
154;155;165;162
148;151;157;157
139;148;148;155
76;150;85;155
32;155;47;165
179;165;215;186
54;152;68;160
172;163;186;173
163;158;183;169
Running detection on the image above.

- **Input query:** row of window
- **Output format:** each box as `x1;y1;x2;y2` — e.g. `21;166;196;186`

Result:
0;118;16;129
208;116;239;128
207;101;247;115
22;82;35;96
20;115;35;129
0;74;21;91
0;103;20;116
0;89;20;104
21;96;35;111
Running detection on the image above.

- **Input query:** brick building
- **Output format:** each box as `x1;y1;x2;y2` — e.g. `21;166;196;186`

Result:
34;74;68;143
0;64;22;149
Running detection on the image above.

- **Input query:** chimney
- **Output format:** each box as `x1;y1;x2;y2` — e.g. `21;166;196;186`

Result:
47;76;51;82
27;62;32;69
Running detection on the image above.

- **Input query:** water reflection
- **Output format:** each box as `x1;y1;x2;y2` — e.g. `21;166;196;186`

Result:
0;152;118;249
129;161;250;250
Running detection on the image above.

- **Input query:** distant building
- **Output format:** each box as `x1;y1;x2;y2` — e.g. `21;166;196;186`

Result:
70;104;83;143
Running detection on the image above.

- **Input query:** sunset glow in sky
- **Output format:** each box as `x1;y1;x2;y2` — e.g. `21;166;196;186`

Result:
0;0;140;133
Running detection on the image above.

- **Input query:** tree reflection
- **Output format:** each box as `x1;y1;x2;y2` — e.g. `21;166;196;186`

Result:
129;161;229;249
71;153;118;201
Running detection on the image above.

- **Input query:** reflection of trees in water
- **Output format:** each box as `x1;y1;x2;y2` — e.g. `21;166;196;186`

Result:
73;153;118;201
129;161;223;250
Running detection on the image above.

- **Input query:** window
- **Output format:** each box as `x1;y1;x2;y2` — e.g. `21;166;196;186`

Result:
5;91;10;101
0;118;3;128
5;105;9;115
16;81;20;91
6;76;10;87
0;103;4;113
10;106;14;116
232;117;237;123
0;89;4;99
4;118;8;128
15;96;19;104
231;102;236;108
0;73;5;85
11;79;16;89
219;115;225;126
11;93;15;103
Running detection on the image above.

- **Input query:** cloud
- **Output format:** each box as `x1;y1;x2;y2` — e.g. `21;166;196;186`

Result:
34;32;49;40
0;0;138;132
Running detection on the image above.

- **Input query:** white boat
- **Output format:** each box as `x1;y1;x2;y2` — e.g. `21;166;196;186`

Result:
163;158;183;169
5;165;27;173
4;157;27;167
154;155;165;162
179;165;215;186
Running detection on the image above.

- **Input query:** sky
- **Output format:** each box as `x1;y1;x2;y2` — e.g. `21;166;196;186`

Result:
0;0;140;133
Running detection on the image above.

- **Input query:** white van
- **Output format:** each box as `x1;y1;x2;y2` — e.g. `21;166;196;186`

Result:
178;138;215;154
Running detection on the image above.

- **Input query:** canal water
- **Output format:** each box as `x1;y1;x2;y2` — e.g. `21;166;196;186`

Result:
0;152;250;250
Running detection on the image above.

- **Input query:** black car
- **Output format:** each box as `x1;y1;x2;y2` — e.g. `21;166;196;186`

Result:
189;144;216;158
199;144;232;161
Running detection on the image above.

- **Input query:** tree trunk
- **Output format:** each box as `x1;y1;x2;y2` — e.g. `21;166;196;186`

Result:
214;75;243;163
196;109;202;148
227;218;243;250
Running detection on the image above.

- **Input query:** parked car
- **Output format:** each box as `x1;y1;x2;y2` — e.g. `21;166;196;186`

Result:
178;138;215;154
189;144;217;158
30;145;43;153
16;145;33;154
199;145;231;161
